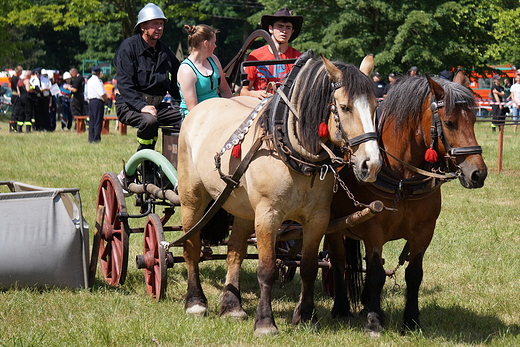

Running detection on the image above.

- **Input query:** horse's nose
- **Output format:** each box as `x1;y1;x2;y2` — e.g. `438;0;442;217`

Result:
471;167;487;188
365;156;382;182
356;156;381;183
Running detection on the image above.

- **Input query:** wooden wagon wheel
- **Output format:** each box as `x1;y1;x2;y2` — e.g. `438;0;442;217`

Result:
95;172;130;286
142;213;167;301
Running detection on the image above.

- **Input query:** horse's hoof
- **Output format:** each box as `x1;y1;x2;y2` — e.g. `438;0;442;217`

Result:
186;304;208;317
366;312;384;334
221;309;248;320
253;326;278;337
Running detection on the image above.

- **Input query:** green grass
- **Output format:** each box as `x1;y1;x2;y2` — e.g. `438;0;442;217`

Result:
0;115;519;346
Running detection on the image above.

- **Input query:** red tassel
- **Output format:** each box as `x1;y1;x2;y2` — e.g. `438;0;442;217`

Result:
318;122;329;137
232;143;241;159
424;147;438;163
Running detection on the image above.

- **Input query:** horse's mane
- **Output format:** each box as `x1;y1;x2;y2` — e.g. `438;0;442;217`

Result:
297;59;375;153
262;56;373;153
380;76;476;133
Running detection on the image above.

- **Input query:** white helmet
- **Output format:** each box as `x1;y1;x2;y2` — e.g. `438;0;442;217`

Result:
133;3;167;33
63;71;72;80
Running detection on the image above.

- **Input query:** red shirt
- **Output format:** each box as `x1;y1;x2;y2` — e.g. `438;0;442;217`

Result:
244;45;302;91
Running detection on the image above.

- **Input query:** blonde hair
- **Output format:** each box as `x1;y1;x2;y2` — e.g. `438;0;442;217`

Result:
183;24;219;51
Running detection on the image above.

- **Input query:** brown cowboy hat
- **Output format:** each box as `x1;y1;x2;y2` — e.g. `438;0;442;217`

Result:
261;8;303;42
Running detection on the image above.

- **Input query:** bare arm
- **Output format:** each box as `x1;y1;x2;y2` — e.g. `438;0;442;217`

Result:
177;64;199;112
212;55;233;98
239;83;269;99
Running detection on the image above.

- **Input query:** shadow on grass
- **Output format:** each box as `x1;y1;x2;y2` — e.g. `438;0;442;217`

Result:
419;303;520;344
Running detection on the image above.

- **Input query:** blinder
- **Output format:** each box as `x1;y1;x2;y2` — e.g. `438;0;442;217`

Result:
328;93;378;148
430;95;482;158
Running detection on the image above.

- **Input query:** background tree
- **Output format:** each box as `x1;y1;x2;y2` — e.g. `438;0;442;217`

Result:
253;0;520;77
4;0;520;80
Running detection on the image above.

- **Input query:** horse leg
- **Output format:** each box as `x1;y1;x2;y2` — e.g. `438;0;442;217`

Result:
183;225;207;316
324;232;352;319
363;244;387;335
402;248;424;333
292;217;328;326
220;216;254;319
180;191;212;316
253;210;283;337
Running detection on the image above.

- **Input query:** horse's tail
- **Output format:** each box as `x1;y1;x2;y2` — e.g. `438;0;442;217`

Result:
200;205;230;245
344;236;364;308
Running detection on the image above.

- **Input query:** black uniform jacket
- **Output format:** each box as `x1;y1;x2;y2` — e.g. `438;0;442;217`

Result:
114;34;181;112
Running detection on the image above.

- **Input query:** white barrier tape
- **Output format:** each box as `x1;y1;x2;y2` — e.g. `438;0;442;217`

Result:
477;101;520;106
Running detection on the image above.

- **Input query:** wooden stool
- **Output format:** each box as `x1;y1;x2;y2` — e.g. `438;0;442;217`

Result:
102;116;127;135
74;116;89;134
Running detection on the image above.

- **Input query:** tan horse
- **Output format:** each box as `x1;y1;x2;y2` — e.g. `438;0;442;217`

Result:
325;72;487;335
177;51;382;336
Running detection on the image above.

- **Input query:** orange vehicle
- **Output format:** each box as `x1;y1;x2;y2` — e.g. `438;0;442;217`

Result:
467;64;517;100
0;76;10;87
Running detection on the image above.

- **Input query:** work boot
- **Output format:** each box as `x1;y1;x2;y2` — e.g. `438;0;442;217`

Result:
17;124;23;133
9;121;16;132
26;125;31;133
117;170;133;197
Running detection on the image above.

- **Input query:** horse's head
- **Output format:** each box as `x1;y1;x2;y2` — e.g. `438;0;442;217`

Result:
321;55;382;182
426;73;487;188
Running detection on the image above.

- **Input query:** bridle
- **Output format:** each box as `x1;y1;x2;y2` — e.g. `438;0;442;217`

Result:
429;94;482;169
329;80;378;153
268;51;379;175
366;88;484;202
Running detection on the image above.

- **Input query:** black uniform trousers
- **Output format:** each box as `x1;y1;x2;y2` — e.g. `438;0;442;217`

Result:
88;99;104;143
116;94;182;150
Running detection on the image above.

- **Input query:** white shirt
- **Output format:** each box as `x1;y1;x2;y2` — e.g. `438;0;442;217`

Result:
40;75;51;96
87;75;105;101
510;83;520;104
30;75;41;96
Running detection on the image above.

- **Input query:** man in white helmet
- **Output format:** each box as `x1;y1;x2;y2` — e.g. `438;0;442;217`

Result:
114;3;181;182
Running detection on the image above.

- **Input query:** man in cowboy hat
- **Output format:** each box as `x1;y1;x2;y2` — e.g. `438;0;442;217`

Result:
113;3;181;183
240;8;303;99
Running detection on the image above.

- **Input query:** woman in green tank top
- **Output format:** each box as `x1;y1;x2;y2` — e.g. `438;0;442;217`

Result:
177;24;233;117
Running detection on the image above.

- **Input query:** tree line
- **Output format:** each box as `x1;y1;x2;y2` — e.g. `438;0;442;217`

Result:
2;0;520;78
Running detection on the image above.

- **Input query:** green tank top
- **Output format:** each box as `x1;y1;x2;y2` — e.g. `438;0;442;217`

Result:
179;57;220;117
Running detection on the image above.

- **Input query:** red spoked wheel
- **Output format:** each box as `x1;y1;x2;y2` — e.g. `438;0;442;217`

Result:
96;172;130;286
142;213;167;301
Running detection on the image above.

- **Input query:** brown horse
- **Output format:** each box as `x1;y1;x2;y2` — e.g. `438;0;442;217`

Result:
325;72;487;335
177;51;382;336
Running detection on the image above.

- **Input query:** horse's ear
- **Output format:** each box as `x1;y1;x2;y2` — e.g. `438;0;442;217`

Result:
453;70;470;87
359;54;374;76
320;54;343;83
426;74;445;100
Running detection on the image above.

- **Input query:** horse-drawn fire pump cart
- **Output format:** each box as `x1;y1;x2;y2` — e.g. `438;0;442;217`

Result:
89;30;386;298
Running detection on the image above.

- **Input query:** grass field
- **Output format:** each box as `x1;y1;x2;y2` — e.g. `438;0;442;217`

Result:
0;113;519;346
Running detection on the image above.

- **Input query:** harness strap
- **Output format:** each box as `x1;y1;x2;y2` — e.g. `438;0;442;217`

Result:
348;132;377;147
383;147;457;180
168;135;265;246
449;146;482;156
276;88;299;120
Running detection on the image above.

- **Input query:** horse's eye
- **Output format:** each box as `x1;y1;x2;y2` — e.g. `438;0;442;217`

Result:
340;105;350;112
444;121;455;129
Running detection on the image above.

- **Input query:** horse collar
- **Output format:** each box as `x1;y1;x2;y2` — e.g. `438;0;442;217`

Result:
268;52;338;176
